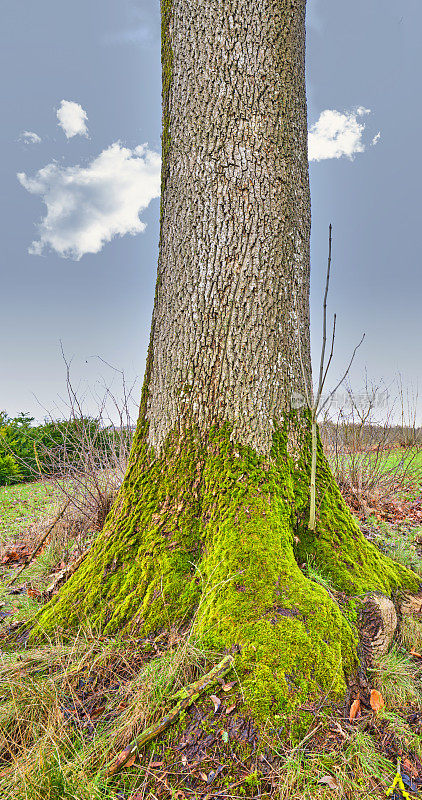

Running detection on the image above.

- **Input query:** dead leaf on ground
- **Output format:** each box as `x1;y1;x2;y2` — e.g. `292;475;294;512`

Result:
349;695;361;722
200;772;208;782
90;705;106;720
210;694;221;713
370;689;385;712
411;650;422;659
318;774;340;791
222;681;237;692
1;551;22;564
403;758;419;779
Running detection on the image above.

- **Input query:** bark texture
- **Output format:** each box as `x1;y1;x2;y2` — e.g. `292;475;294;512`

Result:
34;0;420;724
150;0;311;454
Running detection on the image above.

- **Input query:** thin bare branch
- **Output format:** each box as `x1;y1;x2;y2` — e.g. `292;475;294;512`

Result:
319;333;366;415
318;313;337;403
316;223;332;401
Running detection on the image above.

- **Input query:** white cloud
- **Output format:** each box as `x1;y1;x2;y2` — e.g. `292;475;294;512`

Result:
57;100;89;139
372;131;381;146
308;107;375;162
17;142;161;260
19;131;42;144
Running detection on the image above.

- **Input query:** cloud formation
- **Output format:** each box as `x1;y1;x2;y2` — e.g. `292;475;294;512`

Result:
19;131;41;144
308;107;376;162
17;142;161;260
56;100;89;139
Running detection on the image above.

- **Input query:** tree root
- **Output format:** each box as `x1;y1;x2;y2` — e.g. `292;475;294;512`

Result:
358;589;422;668
106;653;234;777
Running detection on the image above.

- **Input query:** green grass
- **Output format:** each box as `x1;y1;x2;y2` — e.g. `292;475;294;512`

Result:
369;520;422;574
327;445;422;503
371;647;422;711
0;480;57;545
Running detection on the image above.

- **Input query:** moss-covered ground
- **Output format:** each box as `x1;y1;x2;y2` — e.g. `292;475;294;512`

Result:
0;454;422;798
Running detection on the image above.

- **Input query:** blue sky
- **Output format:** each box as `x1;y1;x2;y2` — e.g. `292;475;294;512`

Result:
1;0;420;423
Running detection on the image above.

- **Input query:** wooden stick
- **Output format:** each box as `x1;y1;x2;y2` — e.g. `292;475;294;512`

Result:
6;500;71;587
106;653;234;777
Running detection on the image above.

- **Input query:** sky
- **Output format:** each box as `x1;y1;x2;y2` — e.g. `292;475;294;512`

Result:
1;0;420;425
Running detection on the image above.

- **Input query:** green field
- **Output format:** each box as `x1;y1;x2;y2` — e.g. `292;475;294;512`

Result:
0;480;57;545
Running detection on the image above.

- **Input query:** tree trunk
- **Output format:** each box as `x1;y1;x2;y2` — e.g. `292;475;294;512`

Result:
35;0;419;722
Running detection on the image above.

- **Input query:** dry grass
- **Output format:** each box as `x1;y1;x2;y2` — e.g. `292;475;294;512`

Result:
0;628;417;800
0;629;224;800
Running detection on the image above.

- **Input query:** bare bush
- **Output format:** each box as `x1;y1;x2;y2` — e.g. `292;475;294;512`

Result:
320;378;422;517
36;355;137;546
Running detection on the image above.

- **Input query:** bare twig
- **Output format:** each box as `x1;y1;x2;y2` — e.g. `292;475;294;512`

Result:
6;500;71;587
294;224;366;531
319;333;365;416
316;223;332;404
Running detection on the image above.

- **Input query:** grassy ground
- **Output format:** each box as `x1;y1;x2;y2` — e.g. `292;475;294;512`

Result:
0;480;57;545
1;479;422;798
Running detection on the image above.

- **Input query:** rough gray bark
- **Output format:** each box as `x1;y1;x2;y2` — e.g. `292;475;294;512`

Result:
146;0;311;453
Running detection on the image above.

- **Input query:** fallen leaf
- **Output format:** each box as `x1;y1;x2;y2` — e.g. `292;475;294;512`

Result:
200;772;208;782
403;758;418;778
210;694;221;713
90;705;106;719
349;695;361;722
27;588;41;598
149;761;164;768
370;689;384;712
226;704;236;715
125;752;137;768
1;551;21;564
318;774;340;791
222;681;237;692
411;650;422;659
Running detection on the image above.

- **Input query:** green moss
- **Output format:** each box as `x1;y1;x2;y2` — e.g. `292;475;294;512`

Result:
33;413;420;725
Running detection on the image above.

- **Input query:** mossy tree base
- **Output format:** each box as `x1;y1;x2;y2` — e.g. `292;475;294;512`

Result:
34;414;419;722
